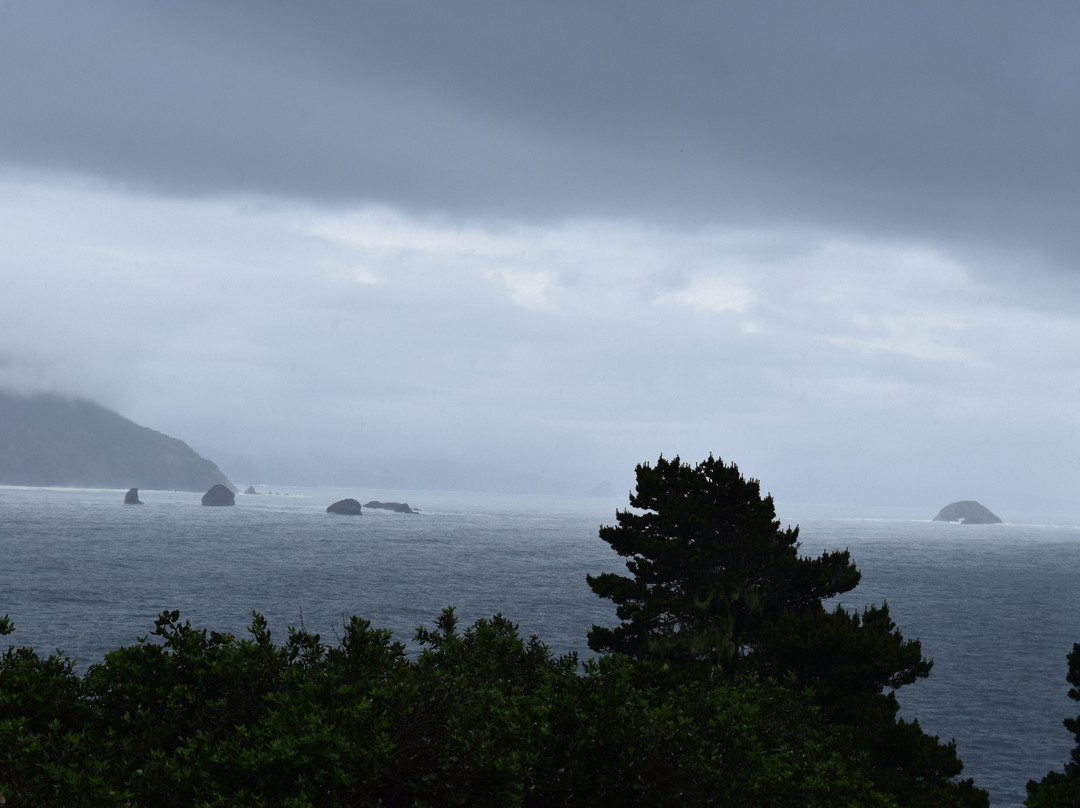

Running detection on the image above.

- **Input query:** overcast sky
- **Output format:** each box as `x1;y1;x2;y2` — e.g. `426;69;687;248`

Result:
3;1;1080;514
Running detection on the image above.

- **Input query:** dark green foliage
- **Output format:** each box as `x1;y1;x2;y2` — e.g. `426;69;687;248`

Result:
587;454;860;669
555;656;895;807
1026;643;1080;807
0;642;101;806
759;604;981;806
1;608;900;807
588;454;987;807
761;603;933;723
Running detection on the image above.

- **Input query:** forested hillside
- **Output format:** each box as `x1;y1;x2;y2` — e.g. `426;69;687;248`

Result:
0;391;233;493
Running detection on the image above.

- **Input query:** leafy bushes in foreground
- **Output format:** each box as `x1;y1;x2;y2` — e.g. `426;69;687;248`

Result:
0;608;894;807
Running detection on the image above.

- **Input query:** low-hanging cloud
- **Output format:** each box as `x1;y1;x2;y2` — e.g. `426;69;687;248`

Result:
2;3;1080;512
3;174;1078;510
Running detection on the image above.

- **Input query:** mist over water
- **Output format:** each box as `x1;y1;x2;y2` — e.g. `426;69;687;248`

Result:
2;486;1079;806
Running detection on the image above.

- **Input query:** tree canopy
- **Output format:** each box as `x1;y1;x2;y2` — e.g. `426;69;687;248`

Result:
586;453;859;667
1026;643;1080;807
0;608;895;807
587;454;987;807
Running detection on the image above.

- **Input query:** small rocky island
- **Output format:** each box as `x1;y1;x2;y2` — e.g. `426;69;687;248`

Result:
327;498;363;515
201;484;236;507
933;500;1002;524
364;500;416;514
124;487;142;505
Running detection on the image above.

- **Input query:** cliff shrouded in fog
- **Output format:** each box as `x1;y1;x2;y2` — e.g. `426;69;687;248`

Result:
0;391;233;493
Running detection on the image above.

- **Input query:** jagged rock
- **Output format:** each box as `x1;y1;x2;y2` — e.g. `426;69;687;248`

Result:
124;487;142;505
244;485;259;495
202;483;236;507
933;500;1002;524
364;500;415;514
327;498;363;515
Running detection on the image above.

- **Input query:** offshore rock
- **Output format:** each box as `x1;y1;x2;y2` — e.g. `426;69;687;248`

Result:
327;498;363;515
202;483;236;507
364;500;415;514
124;487;142;505
933;500;1002;524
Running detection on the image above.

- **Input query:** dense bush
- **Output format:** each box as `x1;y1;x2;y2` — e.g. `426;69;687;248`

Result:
0;608;896;807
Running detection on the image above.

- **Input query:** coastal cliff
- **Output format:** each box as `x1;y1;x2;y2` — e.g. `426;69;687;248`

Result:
0;390;234;493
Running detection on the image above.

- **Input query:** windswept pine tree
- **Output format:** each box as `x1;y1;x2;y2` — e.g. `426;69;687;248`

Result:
588;454;988;807
1026;644;1080;807
586;453;859;667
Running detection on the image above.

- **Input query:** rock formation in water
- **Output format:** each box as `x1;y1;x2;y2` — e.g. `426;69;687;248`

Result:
364;500;415;514
124;487;142;505
933;500;1002;524
202;483;236;506
0;390;235;493
327;498;363;515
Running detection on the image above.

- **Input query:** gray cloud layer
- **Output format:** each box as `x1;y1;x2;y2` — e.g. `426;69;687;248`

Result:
4;2;1079;260
2;2;1079;512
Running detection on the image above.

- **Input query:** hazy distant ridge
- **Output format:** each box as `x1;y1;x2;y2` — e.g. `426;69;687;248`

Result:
0;391;233;493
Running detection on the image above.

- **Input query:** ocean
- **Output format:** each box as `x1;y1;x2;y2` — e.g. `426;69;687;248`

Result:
2;484;1078;807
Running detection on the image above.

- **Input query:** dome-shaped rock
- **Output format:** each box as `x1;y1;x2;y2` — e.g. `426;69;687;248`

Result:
327;498;363;515
202;483;236;506
124;487;142;505
933;500;1001;524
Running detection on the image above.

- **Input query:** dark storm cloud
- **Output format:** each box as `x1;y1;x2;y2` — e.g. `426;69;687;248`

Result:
3;1;1079;266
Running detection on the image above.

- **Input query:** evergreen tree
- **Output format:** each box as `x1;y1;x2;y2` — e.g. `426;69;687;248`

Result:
586;453;859;668
1026;643;1080;807
588;454;988;807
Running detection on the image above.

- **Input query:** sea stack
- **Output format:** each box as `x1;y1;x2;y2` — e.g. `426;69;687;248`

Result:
327;498;363;515
201;483;236;507
933;500;1002;524
364;500;415;514
124;487;142;505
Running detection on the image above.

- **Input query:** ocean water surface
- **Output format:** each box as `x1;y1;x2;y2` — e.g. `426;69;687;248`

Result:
2;485;1079;807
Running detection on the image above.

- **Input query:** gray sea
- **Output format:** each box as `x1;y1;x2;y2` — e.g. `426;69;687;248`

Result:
2;484;1079;807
